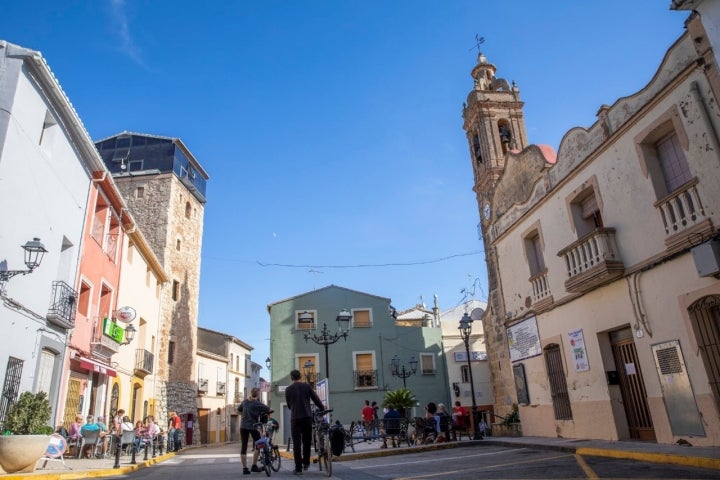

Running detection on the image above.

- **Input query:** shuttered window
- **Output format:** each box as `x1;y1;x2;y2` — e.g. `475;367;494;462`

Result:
0;357;23;424
353;310;371;328
657;133;692;193
420;354;436;374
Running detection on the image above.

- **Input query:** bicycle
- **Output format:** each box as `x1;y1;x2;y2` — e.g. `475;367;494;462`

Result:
253;420;279;476
311;408;333;477
264;419;281;472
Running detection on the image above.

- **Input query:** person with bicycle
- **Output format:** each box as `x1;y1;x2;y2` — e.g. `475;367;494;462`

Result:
285;369;325;475
238;387;273;475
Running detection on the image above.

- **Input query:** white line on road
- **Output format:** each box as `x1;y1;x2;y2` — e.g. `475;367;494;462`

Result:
349;447;529;469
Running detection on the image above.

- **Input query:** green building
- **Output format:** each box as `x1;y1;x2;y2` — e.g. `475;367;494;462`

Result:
267;285;449;442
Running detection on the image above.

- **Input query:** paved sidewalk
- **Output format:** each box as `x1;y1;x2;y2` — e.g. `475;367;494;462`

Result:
3;435;719;478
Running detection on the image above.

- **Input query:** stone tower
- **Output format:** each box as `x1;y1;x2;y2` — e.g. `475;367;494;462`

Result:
461;53;527;416
95;132;208;442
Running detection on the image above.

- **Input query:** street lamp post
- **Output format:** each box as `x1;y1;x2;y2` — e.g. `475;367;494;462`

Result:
301;309;352;380
0;237;47;293
390;355;418;388
459;312;481;440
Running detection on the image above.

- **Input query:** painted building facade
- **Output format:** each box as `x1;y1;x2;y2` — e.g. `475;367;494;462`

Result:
267;285;450;443
439;300;494;430
0;40;107;427
463;9;720;445
109;227;167;425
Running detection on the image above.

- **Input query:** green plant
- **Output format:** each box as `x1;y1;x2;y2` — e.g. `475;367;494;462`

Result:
382;388;417;418
3;391;52;435
501;403;520;426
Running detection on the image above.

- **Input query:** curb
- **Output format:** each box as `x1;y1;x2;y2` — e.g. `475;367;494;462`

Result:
575;447;720;471
2;452;176;480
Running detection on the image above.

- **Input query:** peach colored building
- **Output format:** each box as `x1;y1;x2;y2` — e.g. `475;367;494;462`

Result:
463;10;720;446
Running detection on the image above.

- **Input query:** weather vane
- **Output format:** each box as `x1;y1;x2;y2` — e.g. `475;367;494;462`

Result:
469;34;485;52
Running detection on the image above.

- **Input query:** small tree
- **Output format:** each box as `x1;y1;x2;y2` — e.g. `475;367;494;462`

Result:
382;388;417;419
4;391;52;435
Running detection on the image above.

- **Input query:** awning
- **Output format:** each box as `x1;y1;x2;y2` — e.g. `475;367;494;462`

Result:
79;357;116;377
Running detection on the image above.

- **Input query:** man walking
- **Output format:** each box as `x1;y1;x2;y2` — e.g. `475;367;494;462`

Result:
285;369;325;475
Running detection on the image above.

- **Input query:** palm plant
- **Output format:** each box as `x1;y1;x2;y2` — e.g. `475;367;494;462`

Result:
382;388;417;419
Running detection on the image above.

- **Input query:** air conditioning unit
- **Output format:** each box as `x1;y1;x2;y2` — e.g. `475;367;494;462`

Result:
198;378;208;393
217;382;226;395
691;239;720;277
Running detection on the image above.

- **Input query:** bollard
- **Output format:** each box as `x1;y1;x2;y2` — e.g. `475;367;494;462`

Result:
159;435;164;455
131;442;137;464
144;438;150;460
113;434;121;469
152;435;157;458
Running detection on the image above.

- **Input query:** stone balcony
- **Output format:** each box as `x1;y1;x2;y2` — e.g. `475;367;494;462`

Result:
558;228;624;294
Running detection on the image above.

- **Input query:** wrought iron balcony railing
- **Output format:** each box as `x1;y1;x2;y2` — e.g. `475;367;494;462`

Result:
134;349;154;375
46;280;78;329
354;369;377;389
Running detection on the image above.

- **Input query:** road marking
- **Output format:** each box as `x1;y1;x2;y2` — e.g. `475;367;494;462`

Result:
351;447;529;469
393;453;574;479
574;453;599;479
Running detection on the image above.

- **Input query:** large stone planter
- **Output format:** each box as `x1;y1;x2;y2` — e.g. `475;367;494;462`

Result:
0;435;51;473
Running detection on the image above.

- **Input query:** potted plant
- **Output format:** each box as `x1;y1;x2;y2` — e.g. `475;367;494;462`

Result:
0;391;53;473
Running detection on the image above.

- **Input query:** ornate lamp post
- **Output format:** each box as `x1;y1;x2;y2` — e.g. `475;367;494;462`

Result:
265;357;271;370
390;355;418;388
459;312;481;440
303;359;316;387
121;323;136;345
301;309;352;380
0;237;47;292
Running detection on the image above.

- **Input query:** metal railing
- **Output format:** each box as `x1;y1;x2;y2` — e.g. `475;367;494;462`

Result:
353;369;377;388
135;349;154;374
46;280;78;329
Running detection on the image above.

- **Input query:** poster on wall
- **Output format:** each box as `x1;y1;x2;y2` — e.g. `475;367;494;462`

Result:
568;328;590;372
454;351;488;362
507;316;542;362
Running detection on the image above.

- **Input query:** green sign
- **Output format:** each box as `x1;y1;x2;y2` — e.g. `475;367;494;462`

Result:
103;318;125;343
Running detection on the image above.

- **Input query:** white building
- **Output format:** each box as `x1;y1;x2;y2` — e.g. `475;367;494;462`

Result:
0;40;106;425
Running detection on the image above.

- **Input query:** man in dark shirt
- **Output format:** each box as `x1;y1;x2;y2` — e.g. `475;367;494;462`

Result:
285;369;325;475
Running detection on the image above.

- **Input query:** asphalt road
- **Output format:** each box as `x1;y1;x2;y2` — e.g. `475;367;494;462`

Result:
97;443;719;480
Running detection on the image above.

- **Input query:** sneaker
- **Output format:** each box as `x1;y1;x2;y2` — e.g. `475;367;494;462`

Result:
250;465;261;473
303;463;309;471
243;467;251;475
293;470;303;475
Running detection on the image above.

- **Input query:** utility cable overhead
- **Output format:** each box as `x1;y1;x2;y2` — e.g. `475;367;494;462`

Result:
255;250;483;269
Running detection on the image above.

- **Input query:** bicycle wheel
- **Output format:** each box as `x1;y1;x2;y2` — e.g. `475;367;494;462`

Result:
270;445;281;472
322;432;332;477
262;448;271;477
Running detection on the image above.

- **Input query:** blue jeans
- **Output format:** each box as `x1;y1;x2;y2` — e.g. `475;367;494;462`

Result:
171;428;181;451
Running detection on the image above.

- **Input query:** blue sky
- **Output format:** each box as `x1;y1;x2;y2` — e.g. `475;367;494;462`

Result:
1;1;687;373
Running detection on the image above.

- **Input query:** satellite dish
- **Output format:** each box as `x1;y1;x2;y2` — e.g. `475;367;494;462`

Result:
470;308;484;321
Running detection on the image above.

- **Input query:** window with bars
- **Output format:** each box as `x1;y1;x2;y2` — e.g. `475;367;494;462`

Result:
354;353;376;388
544;344;573;420
0;357;24;424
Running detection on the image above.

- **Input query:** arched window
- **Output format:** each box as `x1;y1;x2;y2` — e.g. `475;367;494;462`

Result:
185;202;192;219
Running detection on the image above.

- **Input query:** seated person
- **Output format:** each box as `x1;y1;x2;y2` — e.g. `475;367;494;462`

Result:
79;415;101;458
133;421;147;453
95;415;110;455
119;416;135;454
382;405;401;448
436;403;451;442
423;402;440;443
